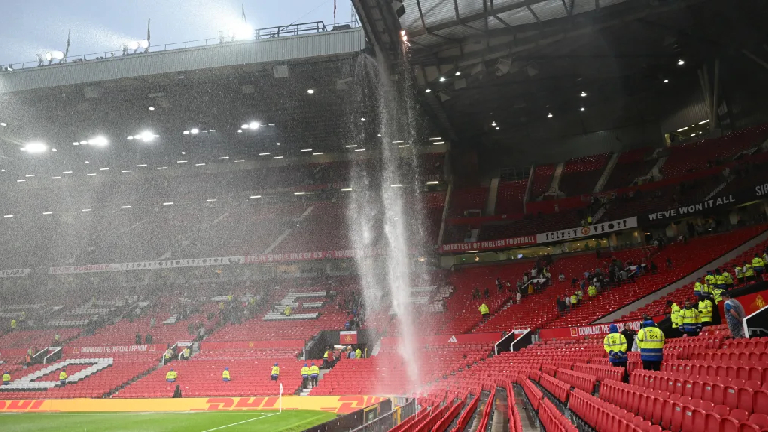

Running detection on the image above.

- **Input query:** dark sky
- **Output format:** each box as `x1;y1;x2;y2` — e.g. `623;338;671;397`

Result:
0;0;354;66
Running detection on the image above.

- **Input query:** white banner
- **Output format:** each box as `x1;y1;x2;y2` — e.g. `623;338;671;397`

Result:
0;268;31;277
535;217;638;243
49;256;244;275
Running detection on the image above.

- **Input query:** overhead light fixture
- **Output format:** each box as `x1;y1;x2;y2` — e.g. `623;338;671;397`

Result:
432;141;445;145
207;199;217;202
678;59;685;66
163;202;173;206
398;144;410;148
122;170;132;173
3;215;12;218
699;120;709;124
136;164;147;167
425;88;431;93
429;137;442;140
0;123;6;127
249;195;261;199
393;140;404;143
51;148;57;152
177;160;188;164
341;188;352;191
439;76;445;82
42;212;52;215
580;91;587;97
390;184;403;187
312;152;323;155
135;131;157;142
85;161;89;164
63;171;73;174
183;131;190;135
234;159;244;163
21;142;48;153
157;166;168;170
16;179;25;183
491;121;497;126
220;156;229;159
306;89;314;94
455;71;461;76
345;145;357;148
355;148;365;152
495;127;500;130
259;153;271;156
300;148;312;152
121;205;131;208
249;122;259;129
195;163;205;166
127;136;134;140
274;156;284;159
547;113;553;118
190;129;199;135
148;107;155;111
237;130;243;133
580;107;585;112
99;167;109;171
52;176;61;179
677;127;688;132
294;192;306;195
663;79;669;83
360;118;365;121
81;209;91;212
690;134;696;137
87;173;96;176
25;174;34;177
426;181;439;185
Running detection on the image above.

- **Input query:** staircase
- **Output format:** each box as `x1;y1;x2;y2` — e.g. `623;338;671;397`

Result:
593;153;620;193
264;205;315;254
299;368;330;396
704;173;733;201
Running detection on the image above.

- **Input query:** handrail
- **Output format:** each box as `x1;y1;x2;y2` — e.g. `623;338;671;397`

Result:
1;21;359;72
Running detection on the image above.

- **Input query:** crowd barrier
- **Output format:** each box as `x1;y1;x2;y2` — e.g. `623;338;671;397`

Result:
0;395;387;414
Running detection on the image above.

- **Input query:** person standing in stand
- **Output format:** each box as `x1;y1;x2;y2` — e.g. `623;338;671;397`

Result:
722;292;747;338
636;320;665;371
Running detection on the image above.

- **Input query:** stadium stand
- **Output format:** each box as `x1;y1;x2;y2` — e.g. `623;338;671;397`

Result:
558;153;611;197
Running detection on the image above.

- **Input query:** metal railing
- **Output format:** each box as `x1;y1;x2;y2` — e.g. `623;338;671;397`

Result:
350;399;418;432
1;21;359;72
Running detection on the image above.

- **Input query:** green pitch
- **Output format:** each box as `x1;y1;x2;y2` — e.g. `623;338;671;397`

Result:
0;410;336;432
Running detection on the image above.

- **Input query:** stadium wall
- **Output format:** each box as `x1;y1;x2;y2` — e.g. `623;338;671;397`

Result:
0;395;387;414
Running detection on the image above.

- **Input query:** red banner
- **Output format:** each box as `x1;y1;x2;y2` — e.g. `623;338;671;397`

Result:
64;344;166;355
439;237;536;253
340;331;357;345
244;249;381;264
538;315;665;340
379;332;503;347
200;340;304;351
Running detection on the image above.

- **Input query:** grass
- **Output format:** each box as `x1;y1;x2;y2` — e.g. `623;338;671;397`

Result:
0;410;336;432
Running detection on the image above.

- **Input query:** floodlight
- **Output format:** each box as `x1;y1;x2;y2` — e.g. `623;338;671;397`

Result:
241;124;249;129
22;142;48;153
678;59;685;66
248;122;259;130
46;51;64;61
127;41;140;51
191;128;199;135
547;113;553;118
137;131;157;142
580;91;587;97
306;89;314;94
87;136;108;147
138;40;149;49
228;22;254;40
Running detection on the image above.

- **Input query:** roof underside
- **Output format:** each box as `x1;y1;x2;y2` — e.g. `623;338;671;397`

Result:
401;0;768;148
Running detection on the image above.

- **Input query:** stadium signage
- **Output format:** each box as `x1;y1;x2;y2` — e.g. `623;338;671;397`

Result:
645;194;737;222
244;249;373;263
538;315;665;340
66;345;163;354
438;236;536;253
49;256;245;274
535;217;638;244
0;268;30;277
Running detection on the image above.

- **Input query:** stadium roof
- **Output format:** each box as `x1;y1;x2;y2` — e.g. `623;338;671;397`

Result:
393;0;768;150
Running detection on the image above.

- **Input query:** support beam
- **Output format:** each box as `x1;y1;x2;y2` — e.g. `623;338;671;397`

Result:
409;0;551;37
711;58;719;132
527;5;541;23
743;49;768;72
